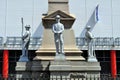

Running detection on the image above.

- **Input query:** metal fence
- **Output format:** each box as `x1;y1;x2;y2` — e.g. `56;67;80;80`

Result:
0;37;3;47
0;75;120;80
76;37;115;46
115;37;120;46
5;37;42;47
0;37;120;50
0;37;42;50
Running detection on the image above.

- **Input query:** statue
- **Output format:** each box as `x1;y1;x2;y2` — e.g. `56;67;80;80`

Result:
19;25;31;61
52;15;65;60
85;26;97;62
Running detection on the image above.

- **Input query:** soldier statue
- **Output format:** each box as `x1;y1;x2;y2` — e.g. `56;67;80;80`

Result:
85;26;97;62
19;25;31;61
52;15;65;60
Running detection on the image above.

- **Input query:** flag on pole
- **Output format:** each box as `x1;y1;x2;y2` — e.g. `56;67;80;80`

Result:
95;5;99;22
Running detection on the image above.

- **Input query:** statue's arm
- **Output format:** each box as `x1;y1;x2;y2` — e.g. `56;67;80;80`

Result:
88;32;94;39
52;25;57;33
62;25;64;31
57;25;64;33
22;33;28;40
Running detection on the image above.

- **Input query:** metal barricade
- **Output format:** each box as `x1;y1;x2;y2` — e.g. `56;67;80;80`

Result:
0;74;120;80
5;37;42;49
30;37;42;48
76;37;114;46
115;37;120;46
0;37;3;47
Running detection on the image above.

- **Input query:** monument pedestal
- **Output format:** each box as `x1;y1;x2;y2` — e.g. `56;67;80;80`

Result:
54;54;66;61
16;61;50;79
15;61;101;79
87;56;98;62
34;29;85;61
19;55;29;62
50;60;71;79
31;60;50;78
50;61;101;80
15;62;32;79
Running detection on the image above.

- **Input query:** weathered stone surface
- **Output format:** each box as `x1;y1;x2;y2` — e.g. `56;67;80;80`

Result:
48;0;69;14
50;61;71;71
16;62;32;78
50;61;101;79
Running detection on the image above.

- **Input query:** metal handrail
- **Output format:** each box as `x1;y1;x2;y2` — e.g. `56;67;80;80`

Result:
5;37;42;47
0;37;3;46
0;74;120;80
76;37;115;46
0;37;120;50
115;37;120;46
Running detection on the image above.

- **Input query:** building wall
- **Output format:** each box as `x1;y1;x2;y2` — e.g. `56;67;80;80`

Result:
0;0;48;38
70;0;120;37
0;0;120;39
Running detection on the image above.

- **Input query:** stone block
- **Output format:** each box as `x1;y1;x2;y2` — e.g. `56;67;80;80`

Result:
15;62;32;78
50;60;71;71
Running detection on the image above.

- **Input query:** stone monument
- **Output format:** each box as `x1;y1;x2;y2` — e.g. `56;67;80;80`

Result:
34;0;84;61
16;0;101;79
85;26;98;62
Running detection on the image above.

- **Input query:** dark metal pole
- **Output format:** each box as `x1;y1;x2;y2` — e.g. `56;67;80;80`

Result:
21;17;24;37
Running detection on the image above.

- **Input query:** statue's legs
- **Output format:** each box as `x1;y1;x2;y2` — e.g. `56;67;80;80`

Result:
90;43;93;57
22;44;26;56
25;48;28;57
54;34;65;61
88;44;94;57
25;42;29;57
60;34;64;54
88;43;91;57
55;34;59;54
87;41;97;62
19;45;28;61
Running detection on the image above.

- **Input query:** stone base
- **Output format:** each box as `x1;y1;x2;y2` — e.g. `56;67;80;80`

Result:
50;60;71;79
15;62;32;78
16;61;50;79
54;54;66;61
19;55;29;62
50;60;71;71
87;56;98;62
50;72;70;80
50;61;101;80
31;60;50;78
15;61;101;79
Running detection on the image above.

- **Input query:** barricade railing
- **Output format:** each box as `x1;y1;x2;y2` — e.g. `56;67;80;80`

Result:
0;37;3;47
76;37;115;46
0;37;120;50
4;37;42;49
0;74;120;80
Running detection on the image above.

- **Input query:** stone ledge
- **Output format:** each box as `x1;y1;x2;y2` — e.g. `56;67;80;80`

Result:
49;0;68;3
34;56;85;60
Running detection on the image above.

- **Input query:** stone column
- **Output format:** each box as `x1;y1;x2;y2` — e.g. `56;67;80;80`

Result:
48;0;69;14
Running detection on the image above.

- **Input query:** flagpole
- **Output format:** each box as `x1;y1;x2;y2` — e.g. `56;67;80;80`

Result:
21;17;24;37
21;17;24;50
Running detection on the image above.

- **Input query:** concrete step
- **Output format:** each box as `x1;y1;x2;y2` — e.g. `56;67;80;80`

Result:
34;56;85;60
